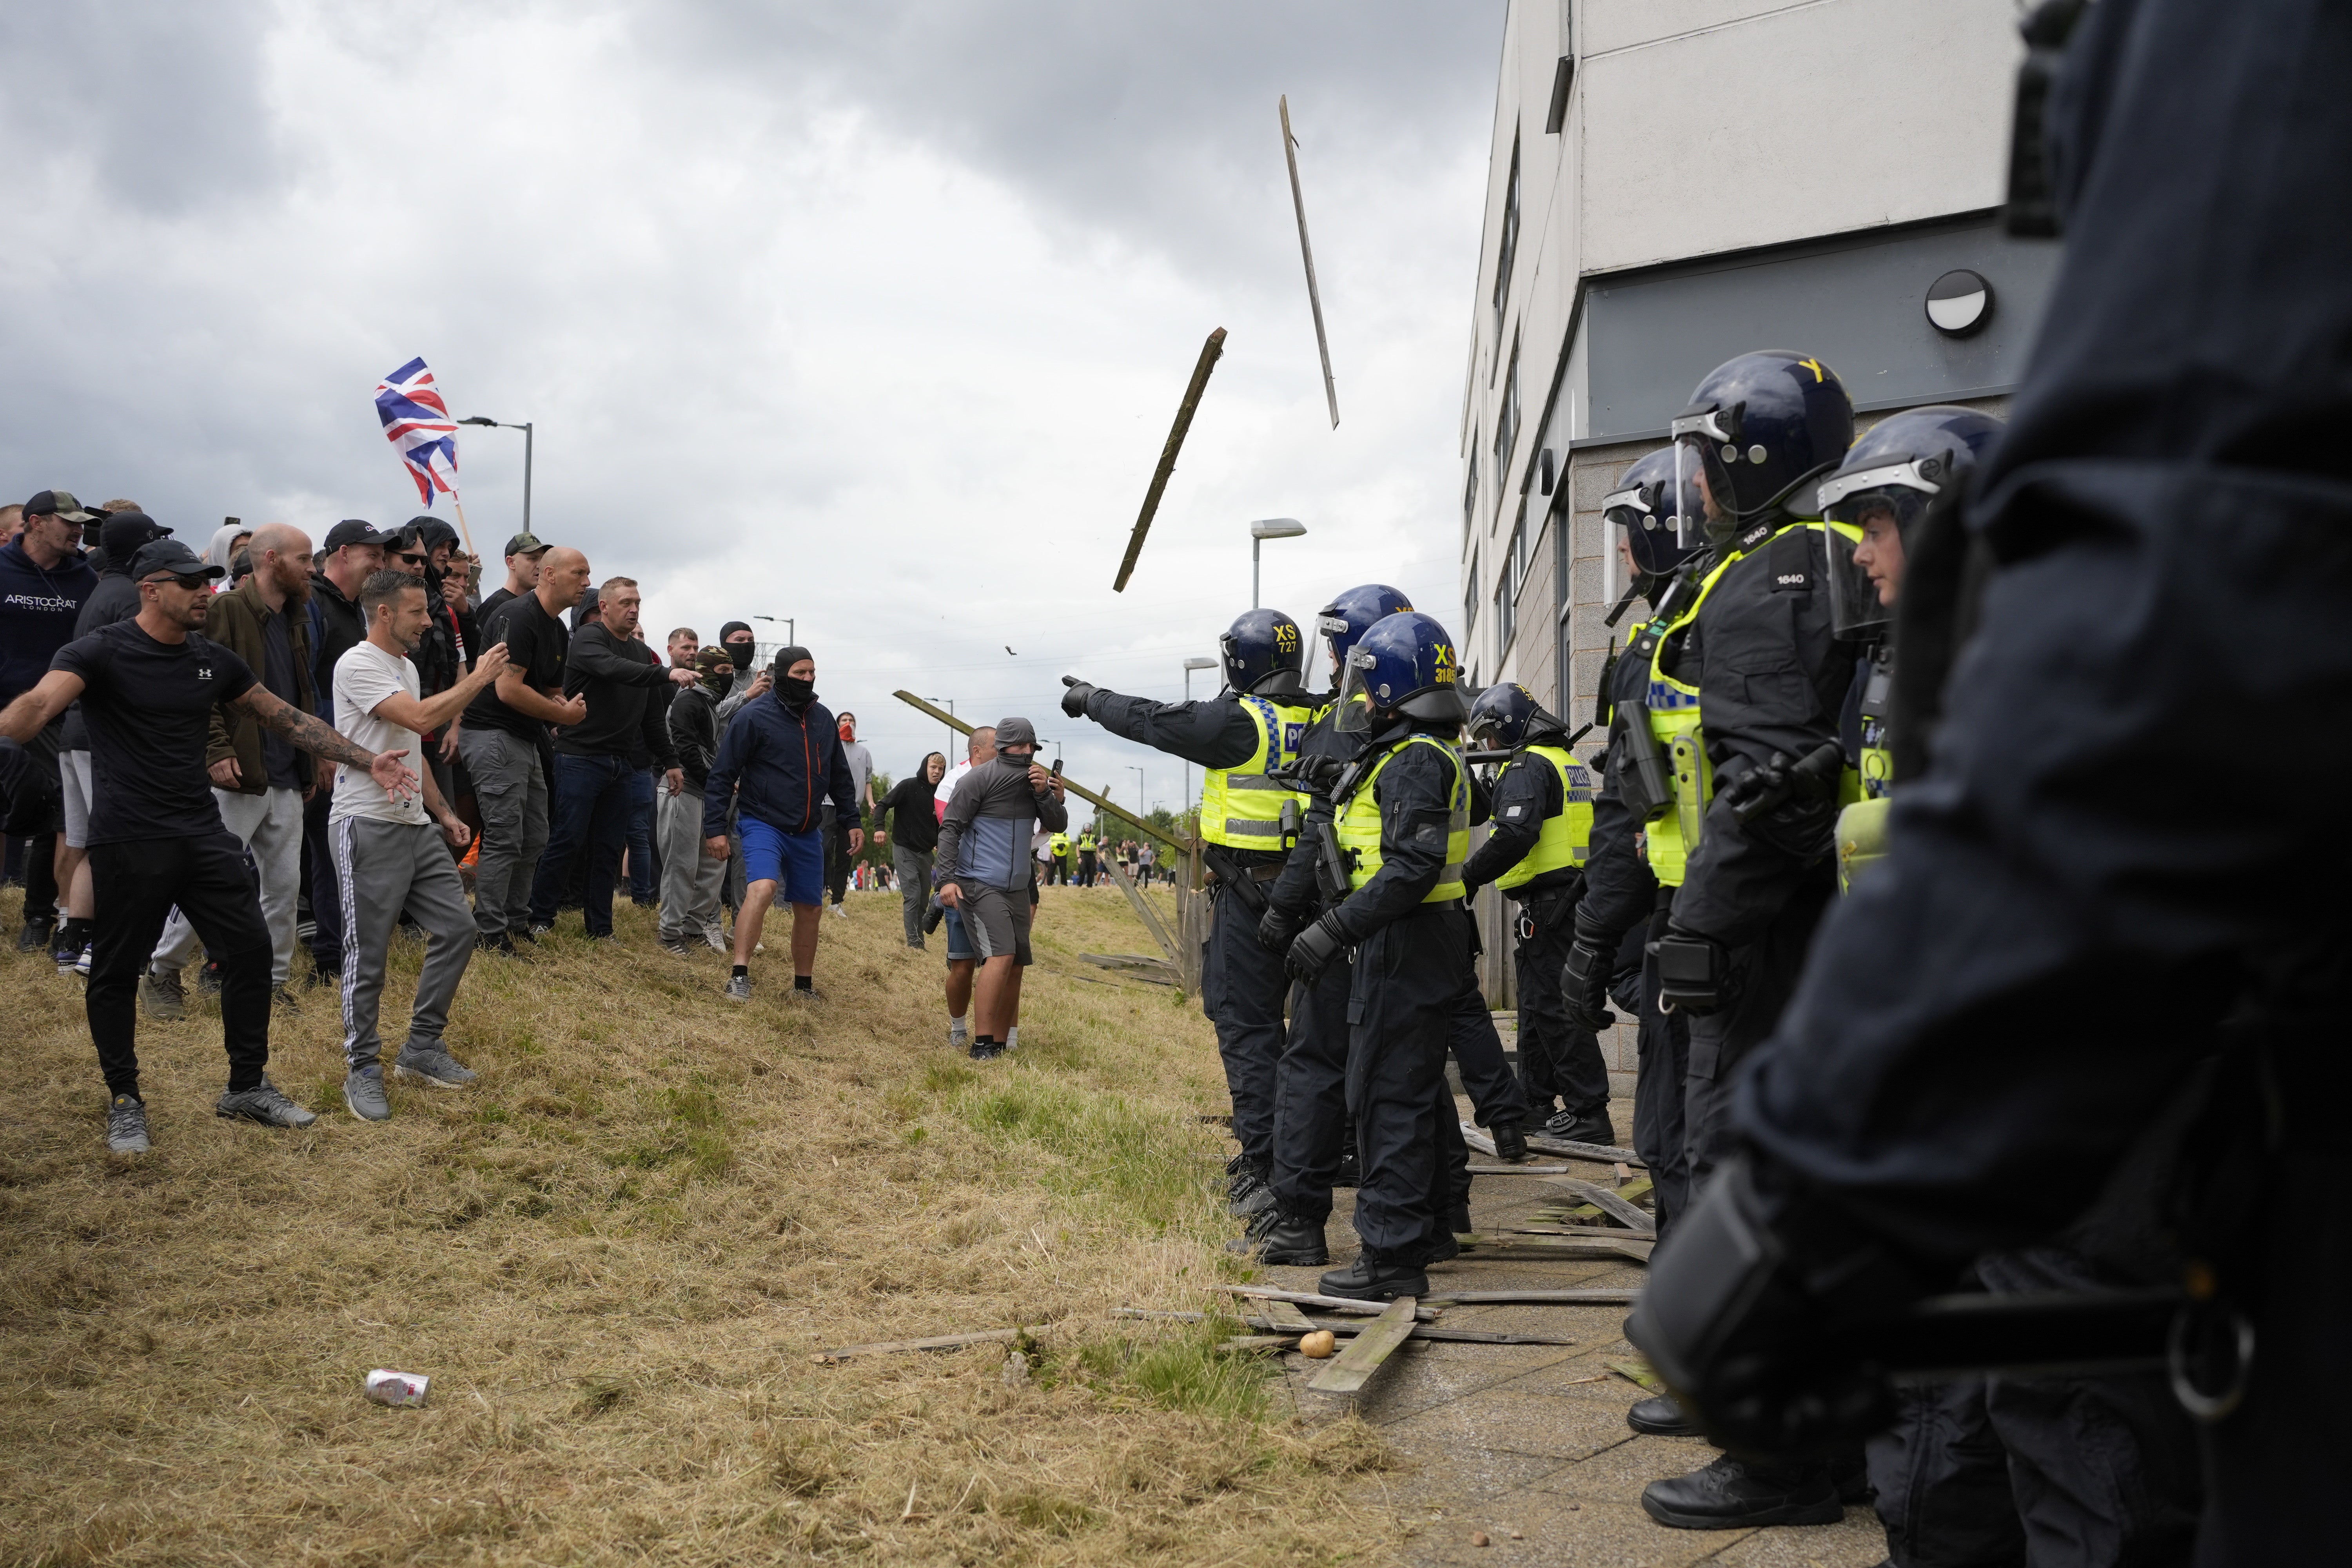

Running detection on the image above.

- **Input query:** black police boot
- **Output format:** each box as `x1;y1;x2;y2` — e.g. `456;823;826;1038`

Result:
1639;1454;1842;1530
1318;1252;1429;1302
1491;1119;1528;1163
1830;1446;1871;1505
1626;1393;1704;1436
1449;1197;1473;1235
1254;1210;1330;1267
1544;1105;1618;1146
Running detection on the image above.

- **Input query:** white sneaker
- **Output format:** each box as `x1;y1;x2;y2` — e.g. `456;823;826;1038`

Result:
948;1021;969;1051
829;902;848;920
702;926;727;952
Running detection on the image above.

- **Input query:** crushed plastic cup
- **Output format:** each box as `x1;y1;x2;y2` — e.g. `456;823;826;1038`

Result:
365;1368;430;1408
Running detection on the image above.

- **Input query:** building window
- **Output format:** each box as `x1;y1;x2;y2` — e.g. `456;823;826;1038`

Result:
1494;332;1522;498
1494;566;1515;657
1462;451;1479;543
1492;136;1520;351
1463;546;1479;640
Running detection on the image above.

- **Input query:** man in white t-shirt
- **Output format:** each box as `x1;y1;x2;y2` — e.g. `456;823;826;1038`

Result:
330;568;510;1122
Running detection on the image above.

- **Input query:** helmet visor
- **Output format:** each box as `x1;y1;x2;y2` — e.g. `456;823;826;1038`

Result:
1817;526;1892;641
1334;652;1381;734
1672;426;1741;542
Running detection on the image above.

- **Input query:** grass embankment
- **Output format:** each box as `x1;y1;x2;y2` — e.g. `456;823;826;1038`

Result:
0;884;1390;1565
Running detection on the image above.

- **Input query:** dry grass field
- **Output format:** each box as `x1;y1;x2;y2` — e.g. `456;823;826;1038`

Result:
0;883;1397;1566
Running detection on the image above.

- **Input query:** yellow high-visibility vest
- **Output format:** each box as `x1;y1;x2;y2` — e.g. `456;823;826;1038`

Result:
1335;733;1469;903
1199;694;1311;849
1495;743;1593;891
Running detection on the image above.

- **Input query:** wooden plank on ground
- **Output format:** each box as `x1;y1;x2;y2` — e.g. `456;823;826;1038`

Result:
1308;1295;1419;1392
1423;1289;1642;1306
1115;1307;1568;1349
1456;1232;1654;1263
1460;1120;1644;1166
1257;1297;1318;1332
812;1327;1033;1363
1216;1284;1439;1321
1465;1164;1580;1176
1539;1177;1656;1236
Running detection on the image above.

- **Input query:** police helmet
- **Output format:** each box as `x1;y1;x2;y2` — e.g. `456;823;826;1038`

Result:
1465;681;1568;752
1669;351;1855;539
1336;611;1463;733
1601;447;1704;582
1816;405;2006;639
1314;583;1414;681
1219;608;1308;697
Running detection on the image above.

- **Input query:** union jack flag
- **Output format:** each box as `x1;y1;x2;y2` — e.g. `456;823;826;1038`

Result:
374;357;460;505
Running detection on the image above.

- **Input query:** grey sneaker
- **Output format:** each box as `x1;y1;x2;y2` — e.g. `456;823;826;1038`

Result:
659;935;693;957
701;926;728;952
392;1047;477;1087
107;1093;150;1154
343;1065;391;1122
138;967;186;1021
722;974;752;1001
787;984;822;1002
270;985;300;1013
216;1078;318;1129
948;1022;969;1051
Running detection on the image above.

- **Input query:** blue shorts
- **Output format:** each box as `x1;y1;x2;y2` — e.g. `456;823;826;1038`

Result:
942;904;975;962
740;817;825;907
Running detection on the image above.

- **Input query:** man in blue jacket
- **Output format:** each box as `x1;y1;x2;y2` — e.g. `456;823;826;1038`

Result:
701;645;862;1001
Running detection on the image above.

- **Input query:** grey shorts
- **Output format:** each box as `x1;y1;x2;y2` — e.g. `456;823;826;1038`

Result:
60;750;94;849
962;884;1033;966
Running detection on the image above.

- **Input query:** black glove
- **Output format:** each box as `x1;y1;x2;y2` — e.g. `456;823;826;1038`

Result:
1650;924;1732;1015
1257;902;1305;955
1060;676;1097;719
1561;933;1618;1032
1721;741;1846;825
1284;912;1348;982
1626;1153;1915;1457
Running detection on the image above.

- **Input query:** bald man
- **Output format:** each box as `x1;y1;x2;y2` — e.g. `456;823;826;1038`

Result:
142;523;321;1010
457;544;590;951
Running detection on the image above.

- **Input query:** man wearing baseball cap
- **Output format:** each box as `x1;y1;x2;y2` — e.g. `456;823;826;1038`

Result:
0;490;102;956
296;520;392;987
0;537;420;1153
477;532;551;630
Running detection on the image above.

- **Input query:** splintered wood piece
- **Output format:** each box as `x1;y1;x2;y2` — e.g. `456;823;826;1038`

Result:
1308;1296;1419;1394
1422;1289;1642;1306
1216;1335;1302;1354
1607;1359;1663;1391
1540;1178;1657;1236
812;1327;1033;1363
1113;328;1227;592
1258;1297;1318;1332
1216;1285;1439;1321
1464;1164;1579;1176
1455;1233;1655;1263
1461;1121;1645;1168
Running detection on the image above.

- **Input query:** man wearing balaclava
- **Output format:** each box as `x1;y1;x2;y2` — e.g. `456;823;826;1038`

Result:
713;621;769;724
700;646;862;1001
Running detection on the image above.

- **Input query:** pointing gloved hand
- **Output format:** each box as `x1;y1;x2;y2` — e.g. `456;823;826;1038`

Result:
1060;677;1098;719
1257;901;1305;955
1283;912;1348;982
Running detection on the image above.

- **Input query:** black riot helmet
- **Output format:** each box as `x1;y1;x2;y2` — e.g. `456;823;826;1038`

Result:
1465;681;1568;752
1670;350;1855;542
1219;608;1308;697
1601;446;1705;585
1816;404;2007;639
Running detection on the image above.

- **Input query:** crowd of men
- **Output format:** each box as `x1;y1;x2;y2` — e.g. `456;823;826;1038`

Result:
0;503;897;1145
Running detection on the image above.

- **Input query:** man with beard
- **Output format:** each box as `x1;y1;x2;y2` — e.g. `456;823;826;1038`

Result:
329;570;512;1120
140;523;322;1013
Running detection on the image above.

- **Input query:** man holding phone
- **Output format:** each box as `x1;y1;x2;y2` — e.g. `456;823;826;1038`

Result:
933;717;1067;1058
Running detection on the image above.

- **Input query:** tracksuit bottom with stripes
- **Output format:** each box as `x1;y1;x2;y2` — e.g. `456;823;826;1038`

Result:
330;816;475;1071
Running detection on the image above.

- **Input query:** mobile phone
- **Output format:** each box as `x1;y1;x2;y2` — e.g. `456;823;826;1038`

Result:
1050;758;1063;777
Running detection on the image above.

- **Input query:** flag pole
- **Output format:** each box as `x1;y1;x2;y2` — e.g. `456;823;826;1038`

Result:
448;493;479;562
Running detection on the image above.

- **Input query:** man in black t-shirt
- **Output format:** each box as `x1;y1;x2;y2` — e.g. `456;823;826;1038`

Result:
0;539;420;1154
457;545;589;948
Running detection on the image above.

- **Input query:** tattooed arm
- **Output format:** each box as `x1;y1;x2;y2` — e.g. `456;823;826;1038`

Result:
232;685;420;804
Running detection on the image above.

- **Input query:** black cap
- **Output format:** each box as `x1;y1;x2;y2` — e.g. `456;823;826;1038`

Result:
130;538;223;582
323;519;393;552
99;511;170;561
504;532;550;558
24;489;100;523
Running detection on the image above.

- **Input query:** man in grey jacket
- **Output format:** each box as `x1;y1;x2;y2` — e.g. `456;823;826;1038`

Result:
934;717;1066;1058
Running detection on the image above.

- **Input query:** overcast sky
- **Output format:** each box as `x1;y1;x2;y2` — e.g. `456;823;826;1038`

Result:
0;1;1503;814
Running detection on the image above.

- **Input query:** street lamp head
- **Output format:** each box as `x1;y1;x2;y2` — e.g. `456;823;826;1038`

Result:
459;416;498;426
1182;656;1218;671
1249;517;1307;541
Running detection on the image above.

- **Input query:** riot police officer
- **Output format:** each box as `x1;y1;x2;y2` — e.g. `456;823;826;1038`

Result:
1460;683;1610;1140
1062;609;1312;1219
1281;610;1475;1301
1635;348;1862;1529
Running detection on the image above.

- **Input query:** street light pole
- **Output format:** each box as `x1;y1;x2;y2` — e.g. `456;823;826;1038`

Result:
753;614;795;670
921;695;956;755
1129;764;1145;822
1182;655;1218;818
1249;517;1308;609
458;416;534;537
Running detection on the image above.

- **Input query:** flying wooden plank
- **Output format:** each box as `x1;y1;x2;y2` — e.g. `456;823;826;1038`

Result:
1308;1295;1418;1394
1278;96;1339;428
1113;328;1226;592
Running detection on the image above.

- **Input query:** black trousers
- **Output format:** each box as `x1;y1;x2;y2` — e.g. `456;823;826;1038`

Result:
1077;851;1096;886
1348;903;1471;1263
1510;893;1611;1118
1622;911;1693;1238
302;784;342;973
88;834;272;1097
1272;947;1352;1224
1199;885;1286;1171
1683;872;1834;1192
822;804;850;904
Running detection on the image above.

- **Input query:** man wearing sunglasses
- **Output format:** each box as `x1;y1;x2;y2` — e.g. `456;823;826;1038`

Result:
0;536;419;1154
